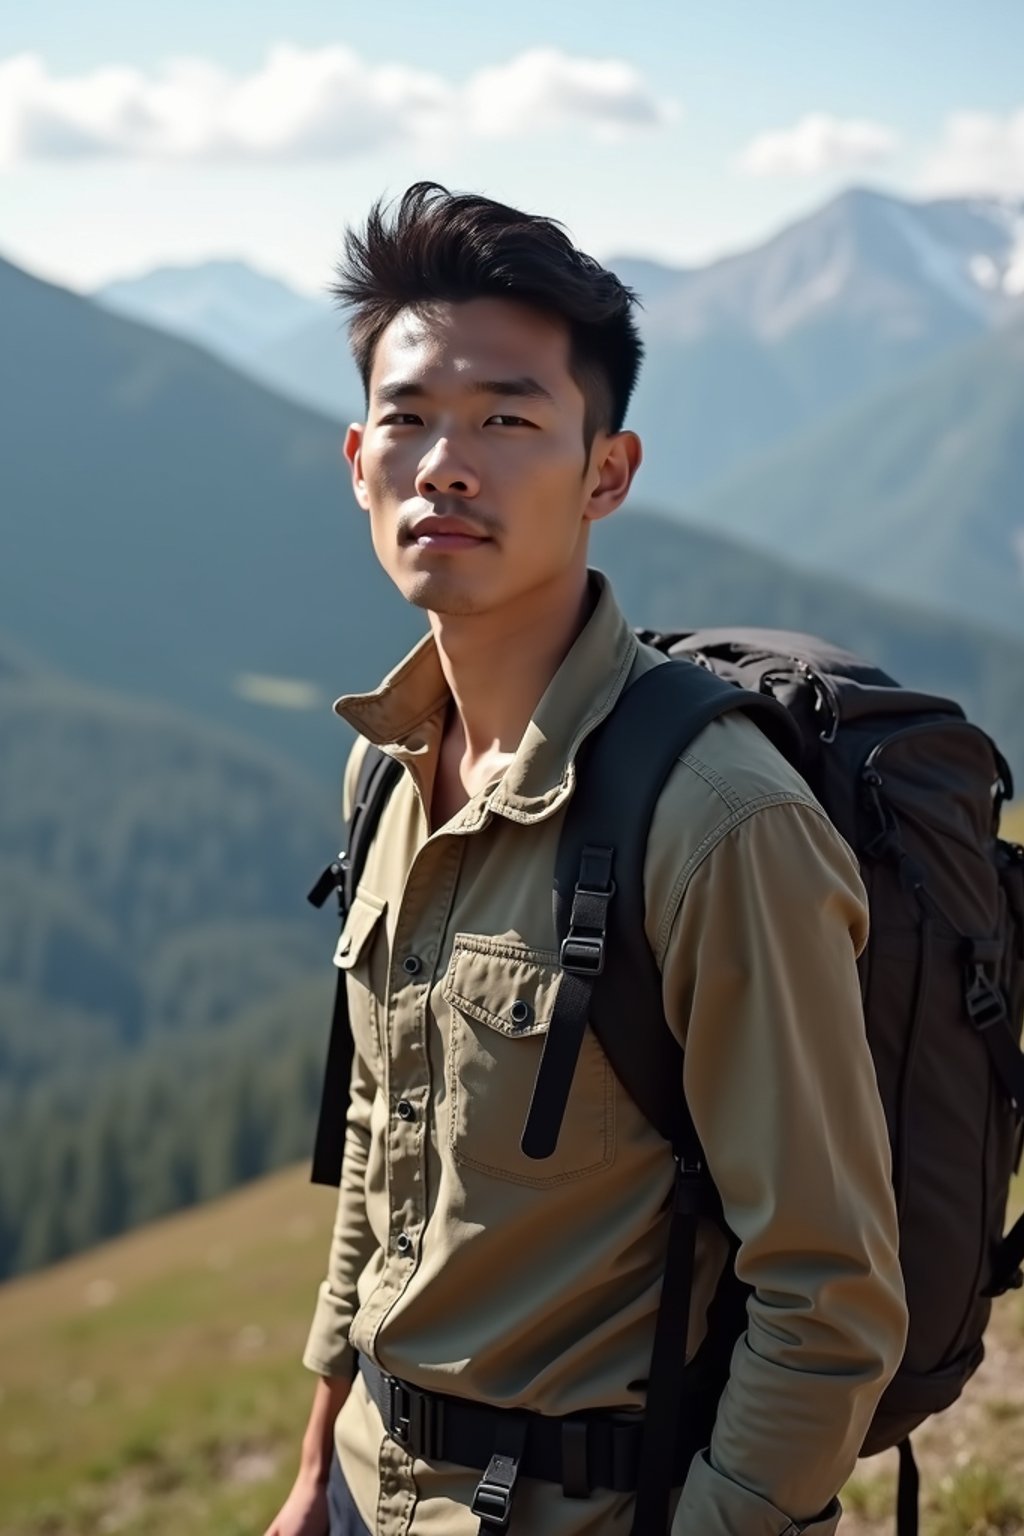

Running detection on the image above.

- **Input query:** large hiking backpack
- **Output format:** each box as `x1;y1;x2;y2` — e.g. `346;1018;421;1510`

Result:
308;627;1024;1536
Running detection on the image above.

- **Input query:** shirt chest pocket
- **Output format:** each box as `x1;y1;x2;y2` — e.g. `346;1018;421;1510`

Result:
441;934;615;1188
334;891;388;1072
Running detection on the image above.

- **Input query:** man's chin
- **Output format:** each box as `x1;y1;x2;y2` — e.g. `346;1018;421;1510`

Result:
400;570;489;617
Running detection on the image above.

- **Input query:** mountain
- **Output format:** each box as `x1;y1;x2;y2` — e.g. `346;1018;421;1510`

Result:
93;256;365;422
84;190;1024;504
4;249;1024;785
689;313;1024;638
592;512;1024;780
0;251;425;781
244;303;365;421
94;258;328;372
620;187;1024;506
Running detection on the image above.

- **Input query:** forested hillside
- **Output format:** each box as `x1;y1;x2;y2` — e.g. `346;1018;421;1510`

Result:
0;648;338;1279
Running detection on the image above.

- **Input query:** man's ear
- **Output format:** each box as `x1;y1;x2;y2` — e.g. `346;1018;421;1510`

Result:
583;430;643;526
344;422;370;512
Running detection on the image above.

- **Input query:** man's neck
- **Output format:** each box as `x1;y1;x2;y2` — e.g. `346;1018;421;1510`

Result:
428;566;594;796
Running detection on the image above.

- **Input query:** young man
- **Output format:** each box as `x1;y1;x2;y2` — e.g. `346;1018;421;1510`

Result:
265;182;908;1536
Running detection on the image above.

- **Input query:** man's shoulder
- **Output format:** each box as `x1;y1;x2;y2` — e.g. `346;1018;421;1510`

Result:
641;705;851;953
672;706;818;819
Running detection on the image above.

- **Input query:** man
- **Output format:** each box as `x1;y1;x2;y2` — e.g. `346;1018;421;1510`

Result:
265;182;907;1536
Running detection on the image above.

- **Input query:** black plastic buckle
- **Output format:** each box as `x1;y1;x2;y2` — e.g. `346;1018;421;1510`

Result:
307;851;348;910
559;933;605;976
965;964;1008;1032
386;1376;444;1459
471;1451;520;1530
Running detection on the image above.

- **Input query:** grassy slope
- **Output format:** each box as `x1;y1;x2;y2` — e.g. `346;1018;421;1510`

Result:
0;1161;1021;1536
0;1166;337;1535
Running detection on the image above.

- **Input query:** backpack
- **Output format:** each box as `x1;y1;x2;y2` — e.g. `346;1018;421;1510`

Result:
308;626;1024;1536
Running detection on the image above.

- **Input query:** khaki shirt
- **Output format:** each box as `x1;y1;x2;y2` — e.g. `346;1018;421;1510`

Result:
303;571;908;1536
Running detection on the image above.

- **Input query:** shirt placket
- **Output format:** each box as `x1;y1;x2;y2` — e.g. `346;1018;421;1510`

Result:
365;824;466;1535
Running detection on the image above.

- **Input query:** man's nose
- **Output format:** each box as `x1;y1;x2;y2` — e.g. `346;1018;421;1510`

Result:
415;437;480;497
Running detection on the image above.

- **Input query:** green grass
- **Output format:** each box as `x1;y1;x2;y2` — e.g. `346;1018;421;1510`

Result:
1;1165;1021;1532
932;1461;1023;1536
0;1165;337;1535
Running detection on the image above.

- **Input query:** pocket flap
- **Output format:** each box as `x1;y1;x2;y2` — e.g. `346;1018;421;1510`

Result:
333;891;387;970
442;935;562;1035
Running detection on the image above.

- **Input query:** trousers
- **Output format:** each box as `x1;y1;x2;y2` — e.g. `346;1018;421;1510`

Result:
328;1448;372;1536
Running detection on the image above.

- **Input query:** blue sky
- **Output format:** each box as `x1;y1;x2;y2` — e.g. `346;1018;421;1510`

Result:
2;1;1022;296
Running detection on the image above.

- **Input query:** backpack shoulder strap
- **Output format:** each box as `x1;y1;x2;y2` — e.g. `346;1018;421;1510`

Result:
523;658;801;1159
307;742;401;1187
522;658;801;1536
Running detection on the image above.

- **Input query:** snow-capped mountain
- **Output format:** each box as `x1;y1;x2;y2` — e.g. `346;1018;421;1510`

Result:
86;188;1024;501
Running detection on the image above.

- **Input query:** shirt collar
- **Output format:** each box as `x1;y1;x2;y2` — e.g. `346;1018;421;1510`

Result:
332;570;638;825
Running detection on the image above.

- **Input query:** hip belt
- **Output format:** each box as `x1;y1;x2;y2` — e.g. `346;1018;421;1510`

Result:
356;1353;699;1531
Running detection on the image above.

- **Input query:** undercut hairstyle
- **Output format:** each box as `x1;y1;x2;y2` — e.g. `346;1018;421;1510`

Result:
329;181;645;454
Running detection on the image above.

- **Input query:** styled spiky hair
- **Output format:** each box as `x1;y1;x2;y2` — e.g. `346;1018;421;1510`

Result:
329;181;644;448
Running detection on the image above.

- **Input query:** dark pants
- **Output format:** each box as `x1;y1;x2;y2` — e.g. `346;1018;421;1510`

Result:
327;1449;372;1536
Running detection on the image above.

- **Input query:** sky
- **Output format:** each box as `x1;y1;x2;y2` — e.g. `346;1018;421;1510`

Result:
2;0;1023;299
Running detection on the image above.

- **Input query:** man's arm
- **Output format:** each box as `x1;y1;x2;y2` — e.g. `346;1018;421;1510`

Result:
262;1375;350;1536
661;799;908;1536
301;1037;379;1382
264;1017;378;1533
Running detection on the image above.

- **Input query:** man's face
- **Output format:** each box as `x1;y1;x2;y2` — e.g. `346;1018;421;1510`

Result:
344;297;636;617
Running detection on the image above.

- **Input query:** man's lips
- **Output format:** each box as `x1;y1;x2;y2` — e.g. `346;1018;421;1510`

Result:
406;516;493;548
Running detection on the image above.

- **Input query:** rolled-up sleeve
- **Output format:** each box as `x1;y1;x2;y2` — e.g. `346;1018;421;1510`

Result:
662;799;908;1536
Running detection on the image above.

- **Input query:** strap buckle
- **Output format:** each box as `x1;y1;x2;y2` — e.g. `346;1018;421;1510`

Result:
559;933;606;976
471;1451;521;1531
559;857;615;976
964;962;1007;1032
307;851;348;910
385;1375;444;1459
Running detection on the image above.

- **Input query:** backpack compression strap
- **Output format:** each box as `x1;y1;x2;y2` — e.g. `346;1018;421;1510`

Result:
307;745;401;1187
521;658;802;1536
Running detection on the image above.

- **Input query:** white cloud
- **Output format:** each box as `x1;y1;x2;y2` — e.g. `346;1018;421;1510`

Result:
918;108;1024;198
464;48;677;142
0;43;675;168
735;112;899;177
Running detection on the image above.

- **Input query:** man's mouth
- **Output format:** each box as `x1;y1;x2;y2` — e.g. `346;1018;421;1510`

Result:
406;516;493;550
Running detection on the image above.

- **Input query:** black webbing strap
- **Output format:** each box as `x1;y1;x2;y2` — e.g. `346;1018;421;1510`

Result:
538;660;801;1534
307;745;401;1186
632;1161;722;1535
553;660;801;1152
356;1351;701;1493
472;1416;528;1532
896;1439;920;1536
521;846;614;1160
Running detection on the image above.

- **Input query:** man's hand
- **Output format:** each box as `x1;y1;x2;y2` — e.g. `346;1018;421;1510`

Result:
263;1375;352;1536
262;1466;329;1536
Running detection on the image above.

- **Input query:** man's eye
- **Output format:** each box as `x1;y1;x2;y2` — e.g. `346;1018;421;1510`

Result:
379;413;421;425
487;415;532;427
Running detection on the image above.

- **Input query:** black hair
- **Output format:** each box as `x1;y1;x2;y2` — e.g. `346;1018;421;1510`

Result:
329;181;644;451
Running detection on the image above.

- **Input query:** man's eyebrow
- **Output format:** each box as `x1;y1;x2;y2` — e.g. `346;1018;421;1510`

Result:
373;375;556;406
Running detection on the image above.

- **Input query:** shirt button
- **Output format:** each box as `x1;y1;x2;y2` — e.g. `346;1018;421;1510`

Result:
396;1099;416;1122
402;955;423;976
509;1000;532;1027
396;1232;412;1255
